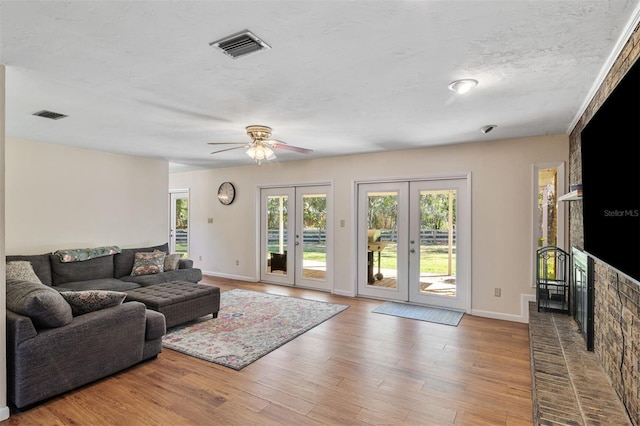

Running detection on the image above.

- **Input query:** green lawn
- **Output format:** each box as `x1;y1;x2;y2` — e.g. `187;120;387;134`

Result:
175;242;188;257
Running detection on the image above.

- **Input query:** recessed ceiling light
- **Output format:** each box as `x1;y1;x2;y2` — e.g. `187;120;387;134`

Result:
448;79;478;94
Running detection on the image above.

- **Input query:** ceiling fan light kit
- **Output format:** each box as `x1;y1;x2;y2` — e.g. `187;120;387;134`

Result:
246;142;276;165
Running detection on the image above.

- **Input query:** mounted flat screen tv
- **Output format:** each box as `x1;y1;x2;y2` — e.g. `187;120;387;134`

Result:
581;58;640;283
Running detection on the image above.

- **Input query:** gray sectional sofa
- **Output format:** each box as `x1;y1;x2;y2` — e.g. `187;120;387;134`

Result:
7;242;202;292
5;242;203;409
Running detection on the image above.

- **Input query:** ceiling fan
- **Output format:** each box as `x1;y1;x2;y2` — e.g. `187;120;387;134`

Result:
208;125;313;165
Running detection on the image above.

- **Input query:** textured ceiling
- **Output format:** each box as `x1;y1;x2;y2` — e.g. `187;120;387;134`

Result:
2;0;639;171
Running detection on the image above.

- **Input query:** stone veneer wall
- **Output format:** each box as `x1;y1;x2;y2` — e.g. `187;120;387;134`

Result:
568;21;640;426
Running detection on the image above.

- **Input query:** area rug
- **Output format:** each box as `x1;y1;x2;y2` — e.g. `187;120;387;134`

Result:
372;301;464;326
162;288;349;370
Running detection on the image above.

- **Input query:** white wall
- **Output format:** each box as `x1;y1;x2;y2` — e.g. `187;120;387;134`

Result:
170;134;569;321
5;138;169;254
0;65;10;421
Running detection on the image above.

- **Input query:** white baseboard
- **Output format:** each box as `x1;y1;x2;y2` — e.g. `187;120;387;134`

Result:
202;271;258;282
472;293;536;324
0;406;10;421
332;289;355;297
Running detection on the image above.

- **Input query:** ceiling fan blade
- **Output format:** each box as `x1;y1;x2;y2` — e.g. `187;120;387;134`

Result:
270;141;314;154
207;142;247;145
210;146;247;155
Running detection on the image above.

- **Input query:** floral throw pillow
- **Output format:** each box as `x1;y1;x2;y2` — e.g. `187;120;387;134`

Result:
131;251;165;276
6;261;42;283
60;290;127;316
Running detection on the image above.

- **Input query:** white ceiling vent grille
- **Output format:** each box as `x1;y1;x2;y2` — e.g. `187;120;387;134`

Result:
33;110;68;120
210;30;271;59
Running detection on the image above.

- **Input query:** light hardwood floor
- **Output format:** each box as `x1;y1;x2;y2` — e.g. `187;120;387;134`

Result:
6;276;533;425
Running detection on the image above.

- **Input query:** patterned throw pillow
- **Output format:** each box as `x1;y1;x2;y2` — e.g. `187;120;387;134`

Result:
131;251;165;276
164;253;183;271
6;261;43;283
60;290;127;316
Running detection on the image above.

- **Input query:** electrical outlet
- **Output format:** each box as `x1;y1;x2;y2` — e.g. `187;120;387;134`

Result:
494;288;501;297
235;259;239;266
199;256;202;261
340;219;345;227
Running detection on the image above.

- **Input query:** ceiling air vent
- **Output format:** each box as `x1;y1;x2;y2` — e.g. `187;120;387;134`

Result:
209;30;271;59
33;110;68;120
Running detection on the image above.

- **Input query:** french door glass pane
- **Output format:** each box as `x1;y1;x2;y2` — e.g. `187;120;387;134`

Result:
367;191;398;289
418;190;457;297
302;193;327;279
267;195;288;275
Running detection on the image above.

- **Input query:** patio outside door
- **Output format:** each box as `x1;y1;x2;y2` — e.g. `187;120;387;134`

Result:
169;190;189;257
260;185;332;291
357;178;469;311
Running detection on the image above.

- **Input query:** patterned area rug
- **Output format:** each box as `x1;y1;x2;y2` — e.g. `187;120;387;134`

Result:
372;301;464;326
162;288;349;370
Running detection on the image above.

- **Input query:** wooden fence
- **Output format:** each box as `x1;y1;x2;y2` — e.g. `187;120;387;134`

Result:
267;229;455;244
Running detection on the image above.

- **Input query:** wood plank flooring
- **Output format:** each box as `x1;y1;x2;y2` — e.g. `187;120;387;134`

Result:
6;276;533;425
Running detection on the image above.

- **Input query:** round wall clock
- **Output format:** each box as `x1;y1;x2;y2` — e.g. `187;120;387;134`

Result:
217;182;236;205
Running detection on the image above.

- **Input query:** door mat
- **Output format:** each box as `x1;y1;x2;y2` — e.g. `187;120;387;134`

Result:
162;289;349;370
372;301;464;326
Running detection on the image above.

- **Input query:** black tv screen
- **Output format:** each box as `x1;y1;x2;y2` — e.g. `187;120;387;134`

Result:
581;58;640;283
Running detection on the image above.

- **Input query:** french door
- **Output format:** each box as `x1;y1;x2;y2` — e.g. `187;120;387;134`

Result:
357;178;470;311
260;185;332;291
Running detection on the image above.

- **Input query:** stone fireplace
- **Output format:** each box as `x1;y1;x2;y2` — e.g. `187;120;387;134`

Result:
567;20;640;426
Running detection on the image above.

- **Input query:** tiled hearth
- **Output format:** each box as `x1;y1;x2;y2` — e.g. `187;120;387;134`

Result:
528;303;631;425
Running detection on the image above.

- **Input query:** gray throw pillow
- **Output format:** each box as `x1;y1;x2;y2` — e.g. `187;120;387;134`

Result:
6;261;43;283
60;290;127;316
6;279;73;328
163;253;183;271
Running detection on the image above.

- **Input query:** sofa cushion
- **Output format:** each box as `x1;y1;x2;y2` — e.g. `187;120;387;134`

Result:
50;254;115;286
56;278;141;292
131;251;165;276
120;268;203;286
6;254;53;286
60;290;127;316
6;278;73;328
114;243;169;278
6;261;42;283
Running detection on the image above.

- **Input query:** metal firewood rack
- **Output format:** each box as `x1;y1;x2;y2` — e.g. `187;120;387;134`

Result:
536;246;570;314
